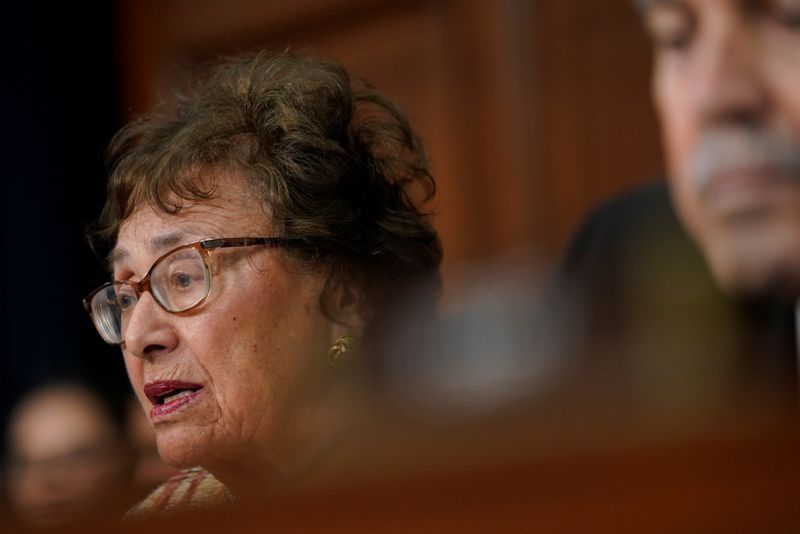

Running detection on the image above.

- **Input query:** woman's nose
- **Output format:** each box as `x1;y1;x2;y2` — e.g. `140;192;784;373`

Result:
122;292;178;359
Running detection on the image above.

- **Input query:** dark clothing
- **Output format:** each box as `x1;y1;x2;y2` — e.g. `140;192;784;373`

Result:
559;181;797;410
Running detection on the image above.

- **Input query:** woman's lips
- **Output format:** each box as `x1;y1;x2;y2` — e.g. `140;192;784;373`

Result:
143;380;204;419
149;390;203;419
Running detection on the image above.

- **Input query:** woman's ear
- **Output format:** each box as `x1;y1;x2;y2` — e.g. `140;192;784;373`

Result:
329;284;368;339
326;285;368;367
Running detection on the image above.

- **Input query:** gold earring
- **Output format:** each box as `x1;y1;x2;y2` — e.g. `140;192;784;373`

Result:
327;334;355;367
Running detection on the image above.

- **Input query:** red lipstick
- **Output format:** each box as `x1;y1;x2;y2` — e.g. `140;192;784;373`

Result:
143;380;204;419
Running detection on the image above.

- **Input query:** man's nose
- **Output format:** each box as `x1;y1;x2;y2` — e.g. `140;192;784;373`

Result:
122;292;178;359
691;17;768;125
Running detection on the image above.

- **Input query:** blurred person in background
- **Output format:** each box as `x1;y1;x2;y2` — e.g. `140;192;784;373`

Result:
83;50;441;517
4;381;133;529
561;0;800;408
125;397;178;500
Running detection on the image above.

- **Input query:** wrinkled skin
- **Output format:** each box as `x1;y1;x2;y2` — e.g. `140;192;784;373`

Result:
114;172;361;494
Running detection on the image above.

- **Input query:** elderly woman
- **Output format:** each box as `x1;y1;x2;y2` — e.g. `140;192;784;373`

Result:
82;51;441;516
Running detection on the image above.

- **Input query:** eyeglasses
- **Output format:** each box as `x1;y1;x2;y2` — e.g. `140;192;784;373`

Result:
83;237;301;345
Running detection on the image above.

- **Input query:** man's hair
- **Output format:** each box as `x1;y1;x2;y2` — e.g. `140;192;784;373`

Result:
90;50;442;325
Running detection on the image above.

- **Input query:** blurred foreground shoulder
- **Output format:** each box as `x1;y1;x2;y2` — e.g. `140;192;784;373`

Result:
126;466;234;519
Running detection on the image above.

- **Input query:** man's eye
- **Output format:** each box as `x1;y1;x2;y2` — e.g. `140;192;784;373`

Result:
645;7;695;53
771;1;800;30
652;30;693;51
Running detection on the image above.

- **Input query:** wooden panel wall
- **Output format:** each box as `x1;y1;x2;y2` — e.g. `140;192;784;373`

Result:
531;0;663;250
117;0;662;277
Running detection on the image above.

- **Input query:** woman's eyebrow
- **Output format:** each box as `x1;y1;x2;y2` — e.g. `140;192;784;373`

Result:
149;231;187;252
107;248;128;271
107;231;189;271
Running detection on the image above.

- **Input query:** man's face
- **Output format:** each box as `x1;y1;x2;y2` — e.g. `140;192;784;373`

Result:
643;0;800;297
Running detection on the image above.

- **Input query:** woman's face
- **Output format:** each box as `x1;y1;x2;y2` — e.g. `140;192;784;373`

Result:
113;174;347;478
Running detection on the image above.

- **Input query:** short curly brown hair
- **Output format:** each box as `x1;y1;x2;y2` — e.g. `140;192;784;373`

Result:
90;50;442;326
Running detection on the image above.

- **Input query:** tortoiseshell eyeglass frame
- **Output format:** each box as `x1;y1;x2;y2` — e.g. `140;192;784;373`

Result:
82;236;303;344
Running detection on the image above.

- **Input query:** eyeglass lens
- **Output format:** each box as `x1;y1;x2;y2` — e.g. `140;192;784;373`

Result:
89;246;212;344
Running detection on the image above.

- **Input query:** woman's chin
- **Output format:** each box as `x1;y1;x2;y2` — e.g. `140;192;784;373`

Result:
155;430;210;469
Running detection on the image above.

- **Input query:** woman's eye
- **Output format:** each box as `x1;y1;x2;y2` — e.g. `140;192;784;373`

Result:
173;273;195;288
114;287;138;312
169;269;204;292
162;254;206;292
118;294;137;309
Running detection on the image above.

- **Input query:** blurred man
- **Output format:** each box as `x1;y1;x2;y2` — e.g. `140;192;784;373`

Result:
645;0;800;298
562;0;800;406
5;383;133;529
